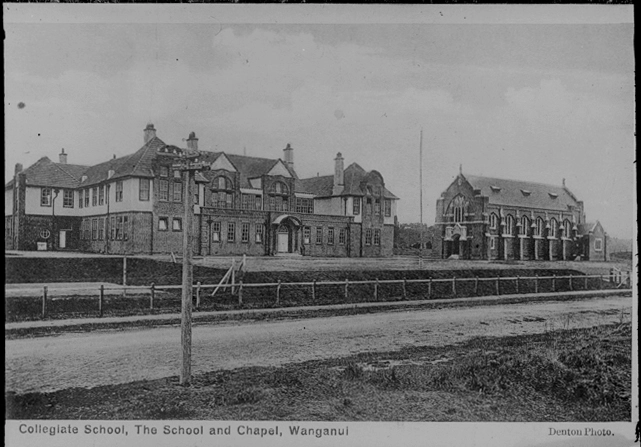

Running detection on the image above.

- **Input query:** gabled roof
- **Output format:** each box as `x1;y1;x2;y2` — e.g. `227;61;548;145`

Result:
577;221;603;235
5;157;89;189
296;162;399;199
79;136;165;187
198;151;297;188
464;174;579;212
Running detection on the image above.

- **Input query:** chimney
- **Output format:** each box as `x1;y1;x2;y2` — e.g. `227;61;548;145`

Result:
333;152;344;195
144;123;156;144
15;163;23;175
187;131;198;151
59;148;67;164
283;143;294;170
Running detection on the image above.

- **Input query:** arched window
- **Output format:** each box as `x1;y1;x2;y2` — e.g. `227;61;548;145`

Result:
490;213;498;230
549;218;558;238
520;216;530;236
563;220;572;238
450;195;466;223
271;181;288;195
505;215;514;235
211;176;234;209
535;217;544;237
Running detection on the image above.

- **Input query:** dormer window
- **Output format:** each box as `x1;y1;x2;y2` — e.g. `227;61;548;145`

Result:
548;192;558;199
521;189;531;196
107;169;115;179
490;186;501;192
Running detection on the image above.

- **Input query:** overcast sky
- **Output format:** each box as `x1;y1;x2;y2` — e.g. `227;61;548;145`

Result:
4;5;635;239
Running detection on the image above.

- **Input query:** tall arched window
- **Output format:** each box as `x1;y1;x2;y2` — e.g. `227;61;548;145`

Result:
549;218;558;238
535;217;544;237
450;195;466;223
563;220;572;238
490;213;498;230
505;215;514;235
269;181;289;212
212;176;234;209
520;216;530;236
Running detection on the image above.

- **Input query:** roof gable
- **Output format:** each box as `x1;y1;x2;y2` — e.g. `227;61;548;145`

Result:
267;160;292;178
208;153;238;173
9;157;89;189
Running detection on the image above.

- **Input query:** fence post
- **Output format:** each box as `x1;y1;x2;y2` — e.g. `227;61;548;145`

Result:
534;274;539;294
99;284;104;317
474;276;479;295
496;276;500;295
428;278;432;298
312;279;316;301
238;280;243;306
584;275;588;290
374;278;379;301
516;276;519;294
42;286;48;319
599;275;603;290
552;274;556;292
276;280;281;305
569;274;573;291
122;256;127;298
402;278;407;300
150;282;155;310
345;278;349;301
452;276;456;297
196;281;201;309
626;271;631;288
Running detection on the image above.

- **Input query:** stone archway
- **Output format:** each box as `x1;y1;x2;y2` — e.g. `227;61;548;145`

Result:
271;214;302;255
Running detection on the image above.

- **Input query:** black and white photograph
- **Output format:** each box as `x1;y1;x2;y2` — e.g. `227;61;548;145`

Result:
4;4;637;447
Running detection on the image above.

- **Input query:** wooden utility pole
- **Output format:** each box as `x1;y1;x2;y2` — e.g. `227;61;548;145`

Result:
173;150;209;386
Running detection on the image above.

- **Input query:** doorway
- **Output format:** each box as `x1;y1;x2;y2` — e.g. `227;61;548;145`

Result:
277;226;289;253
59;230;67;249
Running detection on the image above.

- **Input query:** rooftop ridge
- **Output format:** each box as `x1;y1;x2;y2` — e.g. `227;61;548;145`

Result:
465;174;567;190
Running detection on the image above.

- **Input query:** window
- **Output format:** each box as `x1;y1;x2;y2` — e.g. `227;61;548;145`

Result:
173;181;183;202
365;228;373;245
339;228;346;245
490;237;496;250
594;238;603;251
374;229;381;246
328;227;335;245
211;222;221;242
353;197;361;215
241;223;250;243
505;215;514;236
160;166;169;177
110;216;116;239
98;218;104;240
303;227;311;244
242;194;250;210
227;222;235;242
520;216;530;236
116;216;123;240
159;180;169;201
451;195;466;223
63;190;74;208
490;213;498;230
535;217;544;237
92;187;98;206
296;197;314;214
216;176;232;190
115;181;123;202
549;218;557;238
172;218;182;231
158;217;168;231
272;182;287;194
79;190;84;209
99;186;105;206
280;197;289;212
255;196;262;210
173;170;182;179
374;199;381;215
84;189;90;208
316;227;323;245
384;199;391;217
91;218;98;240
123;216;129;240
563;220;572;238
255;224;264;243
269;181;289;211
139;178;150;201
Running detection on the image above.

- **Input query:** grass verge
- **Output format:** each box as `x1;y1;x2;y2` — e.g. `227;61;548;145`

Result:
5;323;631;422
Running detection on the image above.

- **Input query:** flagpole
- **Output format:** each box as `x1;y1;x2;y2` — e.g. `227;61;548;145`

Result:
419;128;424;268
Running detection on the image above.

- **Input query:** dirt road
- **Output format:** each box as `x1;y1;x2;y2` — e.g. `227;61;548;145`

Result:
5;295;631;394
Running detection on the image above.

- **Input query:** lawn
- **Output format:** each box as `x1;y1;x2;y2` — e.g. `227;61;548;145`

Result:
6;322;631;422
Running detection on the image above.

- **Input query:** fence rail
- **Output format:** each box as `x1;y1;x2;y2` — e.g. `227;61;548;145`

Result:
6;271;632;321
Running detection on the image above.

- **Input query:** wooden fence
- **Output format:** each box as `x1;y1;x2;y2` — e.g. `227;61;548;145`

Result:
8;271;632;320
